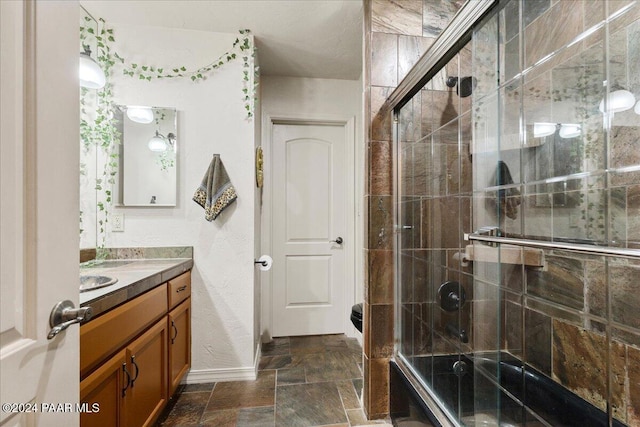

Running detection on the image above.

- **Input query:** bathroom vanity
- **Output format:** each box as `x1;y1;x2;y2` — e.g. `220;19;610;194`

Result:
78;257;193;427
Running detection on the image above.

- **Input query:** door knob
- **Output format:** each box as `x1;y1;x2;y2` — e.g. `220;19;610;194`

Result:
331;237;344;245
47;300;92;340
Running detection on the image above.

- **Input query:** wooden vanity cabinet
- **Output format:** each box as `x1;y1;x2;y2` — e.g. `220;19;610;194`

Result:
80;271;191;427
169;298;191;395
123;319;168;427
80;349;126;427
80;319;167;427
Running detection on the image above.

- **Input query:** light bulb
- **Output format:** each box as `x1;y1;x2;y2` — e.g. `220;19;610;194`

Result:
126;106;154;124
79;48;106;89
635;100;640;115
599;89;636;113
533;122;556;138
148;132;167;152
559;124;581;139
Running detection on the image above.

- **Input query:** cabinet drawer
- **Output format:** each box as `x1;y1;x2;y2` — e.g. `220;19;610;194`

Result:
168;271;191;309
81;284;167;379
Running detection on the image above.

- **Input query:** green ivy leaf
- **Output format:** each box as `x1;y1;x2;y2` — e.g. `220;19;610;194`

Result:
180;66;186;71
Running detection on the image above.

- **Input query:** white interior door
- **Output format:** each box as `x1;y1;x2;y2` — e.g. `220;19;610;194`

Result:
1;1;79;425
271;123;348;337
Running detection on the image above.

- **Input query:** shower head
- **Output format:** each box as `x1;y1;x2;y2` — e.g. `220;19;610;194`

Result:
446;76;477;98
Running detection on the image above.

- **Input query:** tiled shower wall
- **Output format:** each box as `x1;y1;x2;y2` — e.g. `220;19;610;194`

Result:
363;0;463;419
396;36;475;367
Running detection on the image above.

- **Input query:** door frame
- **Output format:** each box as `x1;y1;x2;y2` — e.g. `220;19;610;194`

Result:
261;113;357;340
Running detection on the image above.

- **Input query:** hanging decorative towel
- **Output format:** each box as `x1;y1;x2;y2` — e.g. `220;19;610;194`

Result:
193;154;237;221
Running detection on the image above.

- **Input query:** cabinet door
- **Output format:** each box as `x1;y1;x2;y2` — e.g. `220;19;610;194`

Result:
80;349;127;427
123;318;168;427
169;298;191;395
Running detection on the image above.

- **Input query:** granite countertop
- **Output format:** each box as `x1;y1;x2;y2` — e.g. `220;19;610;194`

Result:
80;258;194;319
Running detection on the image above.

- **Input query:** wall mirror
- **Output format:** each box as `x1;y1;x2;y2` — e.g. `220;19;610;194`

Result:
114;106;178;206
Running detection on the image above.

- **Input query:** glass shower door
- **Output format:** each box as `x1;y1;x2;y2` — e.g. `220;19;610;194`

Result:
395;1;640;426
395;35;479;424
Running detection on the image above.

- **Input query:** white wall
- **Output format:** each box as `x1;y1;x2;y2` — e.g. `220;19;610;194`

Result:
260;75;364;341
104;23;259;379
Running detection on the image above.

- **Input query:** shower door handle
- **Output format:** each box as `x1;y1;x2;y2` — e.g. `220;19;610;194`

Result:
331;237;343;245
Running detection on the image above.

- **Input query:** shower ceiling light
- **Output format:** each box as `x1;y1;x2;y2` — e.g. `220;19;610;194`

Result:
559;124;581;139
533;123;557;138
126;106;154;124
148;131;168;152
79;45;106;89
598;89;636;113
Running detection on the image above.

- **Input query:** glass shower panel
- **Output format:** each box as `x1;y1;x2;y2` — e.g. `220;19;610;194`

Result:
395;1;640;426
396;39;476;423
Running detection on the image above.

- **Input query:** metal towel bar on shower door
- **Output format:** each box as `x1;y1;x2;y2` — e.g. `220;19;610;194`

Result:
467;233;640;260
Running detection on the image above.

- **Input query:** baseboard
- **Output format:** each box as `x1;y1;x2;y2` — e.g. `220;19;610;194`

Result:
254;339;262;372
184;366;256;383
183;342;262;384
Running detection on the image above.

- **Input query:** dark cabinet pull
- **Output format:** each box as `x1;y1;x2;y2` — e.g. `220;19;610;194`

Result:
130;355;140;387
171;320;178;344
176;285;187;293
122;363;131;397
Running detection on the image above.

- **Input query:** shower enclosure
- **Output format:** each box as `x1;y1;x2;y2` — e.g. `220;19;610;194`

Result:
391;0;640;426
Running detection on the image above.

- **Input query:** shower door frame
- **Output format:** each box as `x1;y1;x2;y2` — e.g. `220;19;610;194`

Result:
389;1;497;426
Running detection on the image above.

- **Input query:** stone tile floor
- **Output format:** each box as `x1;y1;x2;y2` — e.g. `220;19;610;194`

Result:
156;334;391;427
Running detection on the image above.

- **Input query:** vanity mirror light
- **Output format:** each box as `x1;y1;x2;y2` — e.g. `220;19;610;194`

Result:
114;106;178;206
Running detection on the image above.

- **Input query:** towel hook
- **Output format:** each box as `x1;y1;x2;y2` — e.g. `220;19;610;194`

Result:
254;259;268;266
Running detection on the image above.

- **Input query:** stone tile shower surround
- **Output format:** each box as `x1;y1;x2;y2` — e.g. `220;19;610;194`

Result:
366;0;640;424
364;0;464;419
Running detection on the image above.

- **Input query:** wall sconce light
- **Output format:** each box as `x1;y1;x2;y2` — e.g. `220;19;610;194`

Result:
126;106;154;124
79;45;106;89
148;131;177;152
533;122;557;138
599;89;636;113
559;124;581;139
148;131;168;152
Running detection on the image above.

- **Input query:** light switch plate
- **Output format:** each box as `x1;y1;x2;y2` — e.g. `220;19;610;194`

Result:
112;213;124;232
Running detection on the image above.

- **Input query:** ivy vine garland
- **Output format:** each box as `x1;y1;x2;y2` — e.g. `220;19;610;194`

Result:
79;16;259;248
80;16;120;248
118;29;259;118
